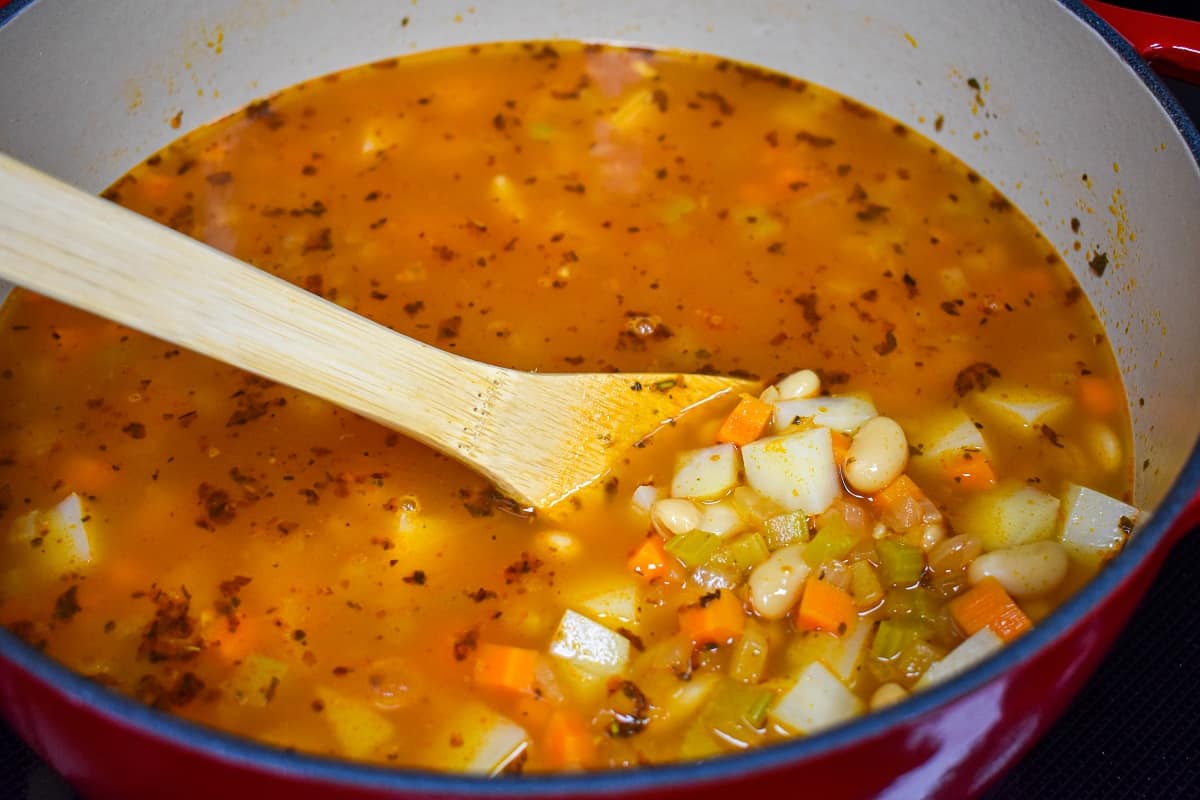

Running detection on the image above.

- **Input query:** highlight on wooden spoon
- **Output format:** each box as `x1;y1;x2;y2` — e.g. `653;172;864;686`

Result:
0;151;756;509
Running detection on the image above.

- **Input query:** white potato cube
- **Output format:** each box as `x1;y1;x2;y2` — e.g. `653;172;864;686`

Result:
918;628;1004;688
573;581;642;631
671;444;742;500
10;493;94;576
314;686;395;760
425;702;529;775
969;386;1069;432
770;661;863;734
548;610;631;677
773;395;878;435
742;428;839;515
959;482;1061;551
911;408;988;463
1058;484;1139;561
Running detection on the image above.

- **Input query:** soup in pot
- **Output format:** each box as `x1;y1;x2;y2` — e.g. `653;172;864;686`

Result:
0;42;1136;773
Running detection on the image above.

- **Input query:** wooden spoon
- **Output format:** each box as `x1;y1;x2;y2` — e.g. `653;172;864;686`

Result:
0;152;755;509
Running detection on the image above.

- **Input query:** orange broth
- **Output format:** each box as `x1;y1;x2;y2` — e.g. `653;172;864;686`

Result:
0;42;1131;772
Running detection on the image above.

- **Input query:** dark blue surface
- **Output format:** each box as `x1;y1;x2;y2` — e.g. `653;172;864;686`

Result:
1;1;1199;798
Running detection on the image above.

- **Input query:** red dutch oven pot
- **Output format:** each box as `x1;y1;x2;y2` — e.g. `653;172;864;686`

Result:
0;1;1198;798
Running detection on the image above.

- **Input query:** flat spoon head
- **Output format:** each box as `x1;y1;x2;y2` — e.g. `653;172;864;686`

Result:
459;370;758;509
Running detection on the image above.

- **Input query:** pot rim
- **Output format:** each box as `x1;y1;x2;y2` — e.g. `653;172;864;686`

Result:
0;0;1197;795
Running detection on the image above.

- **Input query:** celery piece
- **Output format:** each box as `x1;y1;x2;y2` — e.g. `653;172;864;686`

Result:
527;122;557;141
744;687;776;729
877;539;925;587
664;530;721;568
803;516;857;568
729;623;769;684
871;619;914;661
726;532;770;573
764;511;809;550
894;639;945;684
849;560;884;609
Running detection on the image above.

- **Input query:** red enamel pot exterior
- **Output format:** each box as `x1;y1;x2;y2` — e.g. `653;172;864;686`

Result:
1;1;1199;798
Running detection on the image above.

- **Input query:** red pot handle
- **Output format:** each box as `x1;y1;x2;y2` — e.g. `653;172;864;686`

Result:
1085;1;1200;84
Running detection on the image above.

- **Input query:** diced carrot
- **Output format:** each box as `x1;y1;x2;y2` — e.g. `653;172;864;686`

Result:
830;431;853;466
871;474;932;530
628;535;668;581
795;575;858;636
1078;375;1120;417
472;643;540;694
678;590;746;646
941;451;997;491
948;577;1032;643
716;396;775;446
543;709;595;770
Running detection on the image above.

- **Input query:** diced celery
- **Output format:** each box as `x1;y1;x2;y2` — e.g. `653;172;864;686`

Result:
730;622;769;684
871;619;916;660
803;516;857;568
764;511;810;550
527;121;557;141
894;639;945;684
665;530;721;568
849;560;884;609
876;539;925;587
661;196;698;224
725;532;770;573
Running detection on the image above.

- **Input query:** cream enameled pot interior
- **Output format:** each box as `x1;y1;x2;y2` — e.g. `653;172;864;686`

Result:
1;0;1197;513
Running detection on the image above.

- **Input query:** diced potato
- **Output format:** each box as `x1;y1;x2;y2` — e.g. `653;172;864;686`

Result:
769;661;863;734
572;581;642;632
553;660;610;706
225;655;288;707
314;686;395;760
10;492;94;576
772;395;877;435
671;444;741;500
730;485;783;525
548;610;631;677
917;628;1003;688
958;482;1061;551
910;408;988;463
967;385;1070;433
1058;484;1139;562
696;500;746;537
742;428;839;515
425;701;529;775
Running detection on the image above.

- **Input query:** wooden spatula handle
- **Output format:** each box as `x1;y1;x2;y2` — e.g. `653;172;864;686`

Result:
0;151;505;455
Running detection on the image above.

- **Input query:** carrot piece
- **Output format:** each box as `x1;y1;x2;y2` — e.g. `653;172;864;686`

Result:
870;474;931;530
941;451;997;491
716;396;775;445
511;692;556;731
472;643;540;694
948;577;1032;643
62;455;116;493
795;575;858;636
1078;375;1120;417
830;431;853;466
543;709;595;770
678;590;746;646
628;535;669;581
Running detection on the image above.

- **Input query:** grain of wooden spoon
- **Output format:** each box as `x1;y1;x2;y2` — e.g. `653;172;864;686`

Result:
0;152;755;509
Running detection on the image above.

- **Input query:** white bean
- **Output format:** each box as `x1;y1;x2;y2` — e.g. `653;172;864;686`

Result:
630;484;661;514
747;544;811;619
776;369;821;400
651;498;702;536
870;682;909;711
844;416;909;495
918;520;947;551
759;385;782;404
967;540;1069;598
